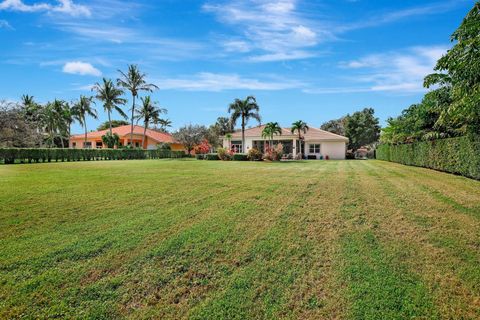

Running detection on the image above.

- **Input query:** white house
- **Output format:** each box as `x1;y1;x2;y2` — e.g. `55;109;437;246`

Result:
222;125;348;160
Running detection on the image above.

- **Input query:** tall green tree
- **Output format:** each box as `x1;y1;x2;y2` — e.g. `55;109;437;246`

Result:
173;124;208;155
262;122;282;147
157;118;172;132
92;78;127;136
320;117;346;136
97;120;129;131
228;96;261;151
291;120;309;156
135;96;167;148
72;96;97;147
117;65;158;147
424;2;480;134
344;108;380;150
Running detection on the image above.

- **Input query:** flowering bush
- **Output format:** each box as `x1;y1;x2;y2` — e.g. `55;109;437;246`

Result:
194;139;211;154
247;148;263;161
217;147;234;160
263;143;283;161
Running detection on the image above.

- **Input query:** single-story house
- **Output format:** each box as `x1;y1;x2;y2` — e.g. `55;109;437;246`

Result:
69;125;184;150
222;125;348;159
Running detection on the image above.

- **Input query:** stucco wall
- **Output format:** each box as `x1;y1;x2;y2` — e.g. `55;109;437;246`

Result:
306;141;346;160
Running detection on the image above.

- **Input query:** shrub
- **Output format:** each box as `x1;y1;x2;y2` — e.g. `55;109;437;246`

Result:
247;148;263;161
195;154;205;160
0;148;186;164
233;153;248;161
263;144;283;161
194;140;211;155
307;155;317;160
205;153;220;160
101;132;120;148
217;147;233;161
376;135;480;180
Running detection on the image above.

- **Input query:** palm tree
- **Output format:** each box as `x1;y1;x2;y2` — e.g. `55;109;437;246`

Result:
135;96;167;148
262;122;282;148
92;78;127;136
72;96;97;147
21;95;45;146
157;118;172;132
225;133;232;148
291;120;309;157
228;96;261;152
117;65;158;148
43;100;66;148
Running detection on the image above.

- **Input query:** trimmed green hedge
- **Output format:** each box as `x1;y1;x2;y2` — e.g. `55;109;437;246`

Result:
232;153;248;161
376;135;480;180
0;148;186;164
205;153;220;160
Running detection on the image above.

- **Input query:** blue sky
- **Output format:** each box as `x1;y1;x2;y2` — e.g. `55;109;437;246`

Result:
0;0;474;134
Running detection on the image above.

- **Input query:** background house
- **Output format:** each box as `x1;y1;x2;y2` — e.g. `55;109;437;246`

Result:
223;125;348;159
69;125;184;150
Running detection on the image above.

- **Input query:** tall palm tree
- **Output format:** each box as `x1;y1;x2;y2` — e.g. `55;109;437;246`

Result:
117;65;158;147
43;100;66;148
92;78;127;136
262;122;282;148
21;95;45;146
72;96;97;147
135;96;167;148
157;118;172;132
291;120;309;157
228;96;261;152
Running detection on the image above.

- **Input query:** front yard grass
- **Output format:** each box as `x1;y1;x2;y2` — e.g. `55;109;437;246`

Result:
0;159;479;319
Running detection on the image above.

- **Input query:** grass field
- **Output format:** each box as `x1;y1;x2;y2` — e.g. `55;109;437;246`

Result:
1;159;479;319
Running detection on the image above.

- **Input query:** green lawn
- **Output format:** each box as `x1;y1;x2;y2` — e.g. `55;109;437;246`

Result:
1;160;479;319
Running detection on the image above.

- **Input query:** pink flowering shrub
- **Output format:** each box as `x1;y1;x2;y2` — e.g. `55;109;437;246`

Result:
262;143;283;161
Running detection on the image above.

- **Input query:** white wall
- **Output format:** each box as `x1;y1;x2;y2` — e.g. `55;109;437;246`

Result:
306;141;346;160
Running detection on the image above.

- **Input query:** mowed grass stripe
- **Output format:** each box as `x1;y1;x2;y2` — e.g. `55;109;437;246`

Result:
1;160;479;319
361;161;480;318
337;161;438;320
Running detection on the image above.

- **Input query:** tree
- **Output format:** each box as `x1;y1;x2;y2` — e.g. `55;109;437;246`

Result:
102;132;120;148
206;117;235;148
262;122;282;147
344;108;380;151
135;96;167;148
43;100;66;148
157;118;172;132
97;120;129;131
21;95;45;146
291;120;309;156
173;124;208;155
117;65;158;148
92;78;127;135
0;100;42;147
228;96;261;152
424;2;480;134
72;96;97;147
320;117;346;136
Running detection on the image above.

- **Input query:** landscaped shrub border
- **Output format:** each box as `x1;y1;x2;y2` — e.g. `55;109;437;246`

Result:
0;148;187;164
376;135;480;180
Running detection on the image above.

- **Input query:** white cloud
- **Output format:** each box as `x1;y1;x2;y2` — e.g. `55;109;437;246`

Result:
0;0;91;17
0;19;13;29
154;72;304;92
203;0;325;61
62;61;102;76
307;46;448;94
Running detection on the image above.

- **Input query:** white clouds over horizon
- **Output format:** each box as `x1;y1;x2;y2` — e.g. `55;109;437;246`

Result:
62;61;101;76
0;0;91;17
154;72;305;92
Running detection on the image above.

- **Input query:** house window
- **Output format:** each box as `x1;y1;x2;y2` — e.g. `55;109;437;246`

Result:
96;141;103;149
84;141;92;149
72;142;76;148
231;141;243;153
309;144;321;154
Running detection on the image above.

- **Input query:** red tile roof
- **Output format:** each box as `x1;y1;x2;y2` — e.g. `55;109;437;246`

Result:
70;125;176;143
227;125;348;141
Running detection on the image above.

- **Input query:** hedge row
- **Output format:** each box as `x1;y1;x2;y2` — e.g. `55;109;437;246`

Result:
0;148;186;164
376;135;480;180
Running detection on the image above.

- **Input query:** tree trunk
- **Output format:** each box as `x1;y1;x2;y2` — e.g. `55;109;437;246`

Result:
142;122;147;149
241;115;245;153
298;133;302;157
108;111;113;136
84;115;88;148
130;93;136;148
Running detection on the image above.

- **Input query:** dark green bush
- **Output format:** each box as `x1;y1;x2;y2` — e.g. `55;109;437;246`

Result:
376;135;480;180
205;153;220;160
0;148;186;164
195;154;205;160
232;153;248;161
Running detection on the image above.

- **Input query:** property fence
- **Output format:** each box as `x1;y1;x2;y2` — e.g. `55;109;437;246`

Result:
376;135;480;180
0;148;186;164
